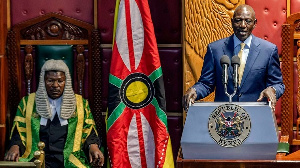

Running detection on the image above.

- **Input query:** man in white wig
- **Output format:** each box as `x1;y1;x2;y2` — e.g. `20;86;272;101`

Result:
5;59;104;167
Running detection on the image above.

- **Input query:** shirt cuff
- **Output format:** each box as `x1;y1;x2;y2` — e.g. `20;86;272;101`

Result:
269;86;277;99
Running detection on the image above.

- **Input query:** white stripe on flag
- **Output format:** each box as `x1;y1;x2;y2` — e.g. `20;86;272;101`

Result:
127;114;142;167
130;0;144;70
116;0;144;72
141;112;155;168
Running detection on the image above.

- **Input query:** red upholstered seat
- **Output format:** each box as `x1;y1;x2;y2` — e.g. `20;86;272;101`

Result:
246;0;287;54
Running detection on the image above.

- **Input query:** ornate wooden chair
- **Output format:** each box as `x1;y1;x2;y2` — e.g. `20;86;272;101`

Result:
5;12;103;151
276;12;300;160
0;142;45;168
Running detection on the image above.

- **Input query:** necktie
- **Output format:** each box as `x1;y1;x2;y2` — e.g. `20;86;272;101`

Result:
238;43;246;85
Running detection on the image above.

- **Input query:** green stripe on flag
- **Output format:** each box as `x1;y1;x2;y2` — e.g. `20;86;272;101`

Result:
107;102;126;131
151;97;168;131
148;67;162;83
109;74;123;88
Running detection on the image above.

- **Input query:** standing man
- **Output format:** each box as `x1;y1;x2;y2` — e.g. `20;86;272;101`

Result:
183;4;285;111
5;59;104;167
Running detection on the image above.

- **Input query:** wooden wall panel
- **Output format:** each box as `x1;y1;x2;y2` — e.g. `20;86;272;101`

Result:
0;0;7;54
0;0;8;161
0;57;8;161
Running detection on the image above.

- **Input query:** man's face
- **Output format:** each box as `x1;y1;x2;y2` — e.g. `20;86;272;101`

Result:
232;7;257;42
45;71;66;99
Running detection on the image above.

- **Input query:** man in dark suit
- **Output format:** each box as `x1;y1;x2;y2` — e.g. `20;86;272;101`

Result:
183;4;285;111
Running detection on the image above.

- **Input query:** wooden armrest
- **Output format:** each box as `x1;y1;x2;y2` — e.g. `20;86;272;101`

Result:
0;161;36;168
0;142;45;168
279;135;289;143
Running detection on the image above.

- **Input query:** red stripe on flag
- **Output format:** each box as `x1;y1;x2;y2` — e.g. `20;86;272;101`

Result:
111;40;131;80
141;104;169;167
136;112;148;168
125;0;135;72
107;107;132;167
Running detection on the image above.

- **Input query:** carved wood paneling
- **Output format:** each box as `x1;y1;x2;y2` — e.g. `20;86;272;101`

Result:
0;0;6;55
24;45;33;95
297;39;300;140
76;45;85;95
184;0;243;101
91;29;103;141
0;0;8;160
20;18;89;40
7;30;20;138
0;57;8;161
295;19;300;32
281;24;294;143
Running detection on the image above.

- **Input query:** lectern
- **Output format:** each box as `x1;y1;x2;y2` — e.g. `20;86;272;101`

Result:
181;102;278;160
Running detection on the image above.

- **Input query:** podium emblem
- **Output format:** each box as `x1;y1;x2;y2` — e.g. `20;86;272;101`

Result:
208;104;251;147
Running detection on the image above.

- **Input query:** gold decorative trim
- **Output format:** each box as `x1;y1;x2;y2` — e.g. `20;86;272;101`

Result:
22;93;35;158
287;0;290;17
73;95;84;152
82;128;90;134
14;116;26;123
18;127;26;132
7;0;10;30
94;0;98;29
85;119;95;125
20;135;26;142
69;154;86;168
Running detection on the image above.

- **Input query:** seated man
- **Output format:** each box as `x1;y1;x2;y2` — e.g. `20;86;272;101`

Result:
4;59;104;167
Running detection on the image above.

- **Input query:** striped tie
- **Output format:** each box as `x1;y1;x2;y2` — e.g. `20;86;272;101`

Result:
238;43;246;85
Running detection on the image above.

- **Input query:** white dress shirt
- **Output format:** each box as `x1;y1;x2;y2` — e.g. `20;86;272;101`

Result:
40;97;68;126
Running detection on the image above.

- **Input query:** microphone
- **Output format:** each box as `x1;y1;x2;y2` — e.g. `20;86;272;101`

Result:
231;55;240;88
220;55;230;86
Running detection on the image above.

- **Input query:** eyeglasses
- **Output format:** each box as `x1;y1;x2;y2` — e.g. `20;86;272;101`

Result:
45;79;65;86
233;18;255;25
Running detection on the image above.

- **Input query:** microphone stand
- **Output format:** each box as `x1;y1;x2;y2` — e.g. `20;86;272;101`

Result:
221;55;239;103
224;55;240;103
224;85;237;103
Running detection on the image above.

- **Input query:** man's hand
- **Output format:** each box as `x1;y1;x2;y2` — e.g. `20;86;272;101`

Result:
4;145;20;162
257;87;276;112
89;144;104;167
183;87;197;111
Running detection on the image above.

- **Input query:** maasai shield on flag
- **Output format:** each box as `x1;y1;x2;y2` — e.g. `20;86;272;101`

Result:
106;0;174;167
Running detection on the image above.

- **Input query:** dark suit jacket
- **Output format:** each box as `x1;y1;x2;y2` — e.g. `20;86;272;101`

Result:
193;34;285;102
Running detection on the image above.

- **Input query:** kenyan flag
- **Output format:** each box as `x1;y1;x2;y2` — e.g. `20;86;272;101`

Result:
106;0;174;167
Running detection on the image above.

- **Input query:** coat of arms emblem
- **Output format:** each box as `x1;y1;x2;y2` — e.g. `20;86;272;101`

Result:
208;104;251;147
